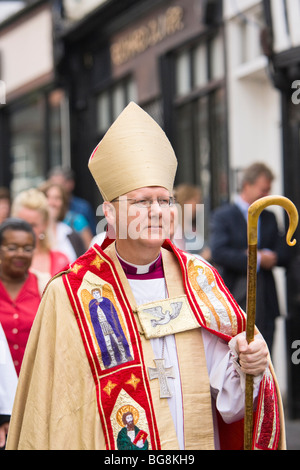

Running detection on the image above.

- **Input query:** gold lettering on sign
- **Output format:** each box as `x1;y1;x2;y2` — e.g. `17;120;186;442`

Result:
110;6;184;66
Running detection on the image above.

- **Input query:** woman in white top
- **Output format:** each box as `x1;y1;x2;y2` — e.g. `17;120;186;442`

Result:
39;182;86;263
0;323;17;448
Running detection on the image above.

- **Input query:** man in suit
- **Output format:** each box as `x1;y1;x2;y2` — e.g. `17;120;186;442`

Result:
210;163;290;354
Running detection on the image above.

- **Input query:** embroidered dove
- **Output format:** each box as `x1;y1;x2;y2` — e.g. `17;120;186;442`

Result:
142;302;183;327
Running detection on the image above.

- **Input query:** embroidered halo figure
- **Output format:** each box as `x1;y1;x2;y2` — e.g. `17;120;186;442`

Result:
116;406;148;450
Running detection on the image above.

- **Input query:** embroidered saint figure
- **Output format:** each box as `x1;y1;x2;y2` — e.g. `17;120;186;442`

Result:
116;410;148;450
89;288;133;368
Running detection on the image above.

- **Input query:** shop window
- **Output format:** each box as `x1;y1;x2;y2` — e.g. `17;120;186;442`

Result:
210;34;224;80
142;99;163;127
97;93;111;134
193;43;207;88
168;31;227;238
49;89;70;169
10;94;45;197
175;50;192;97
96;77;137;135
9;88;69;197
175;32;224;98
173;33;227;189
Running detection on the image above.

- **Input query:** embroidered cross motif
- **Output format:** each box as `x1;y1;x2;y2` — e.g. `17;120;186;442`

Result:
71;263;83;274
103;379;117;396
148;359;175;398
125;373;141;390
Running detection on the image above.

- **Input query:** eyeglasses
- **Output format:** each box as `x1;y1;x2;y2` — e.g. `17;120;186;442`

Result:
0;245;35;254
112;197;176;209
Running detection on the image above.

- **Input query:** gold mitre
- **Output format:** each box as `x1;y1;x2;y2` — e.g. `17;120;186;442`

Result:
88;102;177;201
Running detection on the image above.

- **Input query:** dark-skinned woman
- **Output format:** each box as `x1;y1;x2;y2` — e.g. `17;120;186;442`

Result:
0;218;48;376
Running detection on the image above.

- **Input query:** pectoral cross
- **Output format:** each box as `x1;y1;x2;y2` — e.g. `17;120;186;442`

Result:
148;359;175;398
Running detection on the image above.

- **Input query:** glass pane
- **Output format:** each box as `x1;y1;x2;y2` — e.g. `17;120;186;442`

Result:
195;96;210;205
195;96;210;239
210;34;224;80
126;78;137;103
193;44;207;87
49;89;64;168
175;50;191;97
10;95;45;197
175;103;194;182
97;92;111;133
96;78;137;135
210;88;228;207
239;20;248;64
143;99;163;127
112;84;125;121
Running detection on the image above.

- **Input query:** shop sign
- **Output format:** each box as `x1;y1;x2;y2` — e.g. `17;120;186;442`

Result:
110;6;184;66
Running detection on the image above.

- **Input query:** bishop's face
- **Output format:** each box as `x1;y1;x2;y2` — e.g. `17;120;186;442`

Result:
105;186;174;255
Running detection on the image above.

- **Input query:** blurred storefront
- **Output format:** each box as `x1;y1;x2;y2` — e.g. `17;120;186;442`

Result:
53;0;227;232
0;1;293;214
0;0;228;228
0;1;70;197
